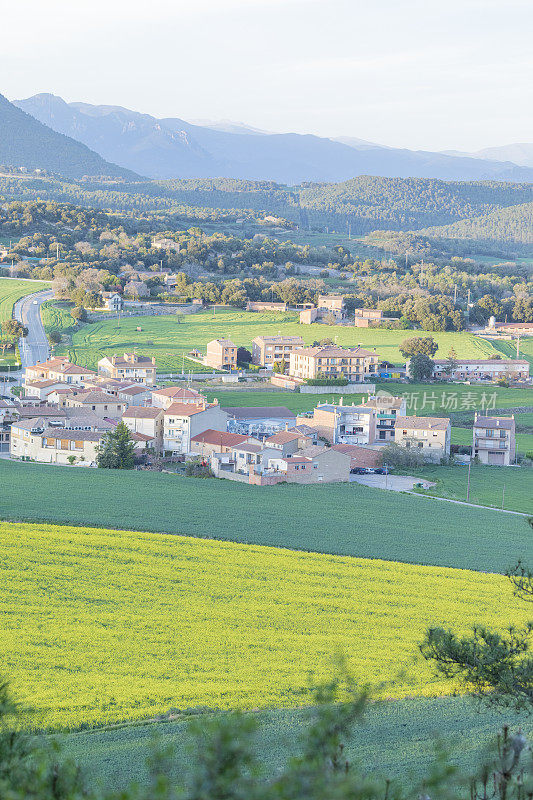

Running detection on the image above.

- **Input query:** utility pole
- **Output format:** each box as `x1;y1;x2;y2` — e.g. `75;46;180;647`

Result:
516;334;520;358
453;284;457;305
502;484;505;510
466;458;471;502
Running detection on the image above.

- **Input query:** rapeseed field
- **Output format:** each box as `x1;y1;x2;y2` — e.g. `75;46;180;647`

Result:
0;521;525;731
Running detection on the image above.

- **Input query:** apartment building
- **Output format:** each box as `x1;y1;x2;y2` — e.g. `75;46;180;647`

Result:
122;406;165;453
394;416;451;462
252;335;305;367
204;339;238;370
429;358;529;382
163;401;229;455
307;401;377;445
473;414;516;465
25;357;96;386
97;353;157;386
289;346;378;382
360;393;407;442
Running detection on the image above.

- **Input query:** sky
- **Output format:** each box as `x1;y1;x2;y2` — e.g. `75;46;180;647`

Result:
2;0;532;152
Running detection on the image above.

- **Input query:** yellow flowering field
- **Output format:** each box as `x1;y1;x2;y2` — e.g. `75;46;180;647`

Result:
0;521;525;731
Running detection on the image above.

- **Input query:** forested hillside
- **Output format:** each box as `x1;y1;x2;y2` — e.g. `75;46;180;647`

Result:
0;94;139;181
419;201;533;244
1;173;533;236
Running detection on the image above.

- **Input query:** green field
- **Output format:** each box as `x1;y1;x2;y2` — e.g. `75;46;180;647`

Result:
62;696;532;793
417;464;533;513
452;425;533;455
492;335;533;366
0;277;50;366
202;381;533;415
56;309;499;371
0;520;527;731
0;277;50;323
0;460;530;573
40;299;78;336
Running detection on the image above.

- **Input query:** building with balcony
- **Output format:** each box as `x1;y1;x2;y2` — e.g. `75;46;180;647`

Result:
307;400;377;445
473;414;515;465
360;393;407;442
289;346;378;382
252;335;305;367
97;353;157;386
163;401;228;455
394;416;451;462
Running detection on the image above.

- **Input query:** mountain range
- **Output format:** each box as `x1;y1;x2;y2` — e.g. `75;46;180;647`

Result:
13;93;533;185
0;93;139;181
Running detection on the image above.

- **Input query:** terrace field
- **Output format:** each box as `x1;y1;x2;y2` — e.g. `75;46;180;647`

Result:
0;460;530;573
55;308;500;372
1;520;528;731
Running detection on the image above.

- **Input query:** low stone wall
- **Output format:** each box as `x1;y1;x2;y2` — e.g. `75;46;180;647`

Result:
299;383;375;395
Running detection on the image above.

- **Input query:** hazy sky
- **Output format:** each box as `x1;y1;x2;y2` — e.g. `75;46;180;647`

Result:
2;0;532;151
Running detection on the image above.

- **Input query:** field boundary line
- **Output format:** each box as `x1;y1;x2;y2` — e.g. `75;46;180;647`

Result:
404;491;531;517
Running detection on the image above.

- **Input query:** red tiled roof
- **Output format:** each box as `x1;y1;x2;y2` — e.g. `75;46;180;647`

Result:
190;429;248;447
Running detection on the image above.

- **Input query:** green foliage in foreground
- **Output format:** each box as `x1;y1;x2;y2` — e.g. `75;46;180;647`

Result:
0;460;530;573
3;678;533;800
62;697;533;794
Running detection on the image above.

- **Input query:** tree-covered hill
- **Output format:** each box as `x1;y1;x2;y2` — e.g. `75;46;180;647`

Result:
0;94;140;181
419;200;533;245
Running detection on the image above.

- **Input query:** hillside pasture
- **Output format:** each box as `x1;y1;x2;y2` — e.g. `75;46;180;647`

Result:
0;460;530;573
62;309;499;371
0;520;528;731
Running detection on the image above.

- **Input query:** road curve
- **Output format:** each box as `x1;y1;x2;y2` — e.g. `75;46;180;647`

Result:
13;289;54;369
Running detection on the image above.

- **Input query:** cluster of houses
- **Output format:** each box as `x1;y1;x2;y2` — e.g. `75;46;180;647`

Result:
1;351;519;481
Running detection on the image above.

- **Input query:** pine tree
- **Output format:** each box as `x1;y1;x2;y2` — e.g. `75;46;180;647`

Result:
97;421;136;469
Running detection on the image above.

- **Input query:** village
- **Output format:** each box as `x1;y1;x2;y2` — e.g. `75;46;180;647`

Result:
1;317;527;483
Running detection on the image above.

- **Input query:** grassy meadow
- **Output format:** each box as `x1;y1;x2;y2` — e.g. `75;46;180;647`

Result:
1;520;528;731
417;464;533;513
0;277;50;365
50;308;501;371
0;460;530;573
0;277;50;323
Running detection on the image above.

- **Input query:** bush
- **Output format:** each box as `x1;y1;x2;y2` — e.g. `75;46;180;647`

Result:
307;376;349;386
185;460;213;478
379;443;425;469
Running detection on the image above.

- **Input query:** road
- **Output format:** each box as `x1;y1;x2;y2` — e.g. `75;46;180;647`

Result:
13;289;54;369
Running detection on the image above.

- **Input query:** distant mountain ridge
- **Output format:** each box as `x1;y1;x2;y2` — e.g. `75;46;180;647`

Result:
14;93;533;185
0;94;140;181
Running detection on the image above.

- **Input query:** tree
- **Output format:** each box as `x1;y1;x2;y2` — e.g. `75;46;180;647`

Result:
236;346;252;366
399;336;438;358
273;358;287;374
2;319;28;338
70;305;87;323
443;347;458;376
408;353;434;381
421;525;533;713
48;330;62;345
97;422;136;469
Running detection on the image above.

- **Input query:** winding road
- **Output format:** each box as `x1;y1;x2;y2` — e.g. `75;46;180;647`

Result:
13;289;54;369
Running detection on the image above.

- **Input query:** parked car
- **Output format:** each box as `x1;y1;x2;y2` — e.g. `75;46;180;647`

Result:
350;467;371;475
